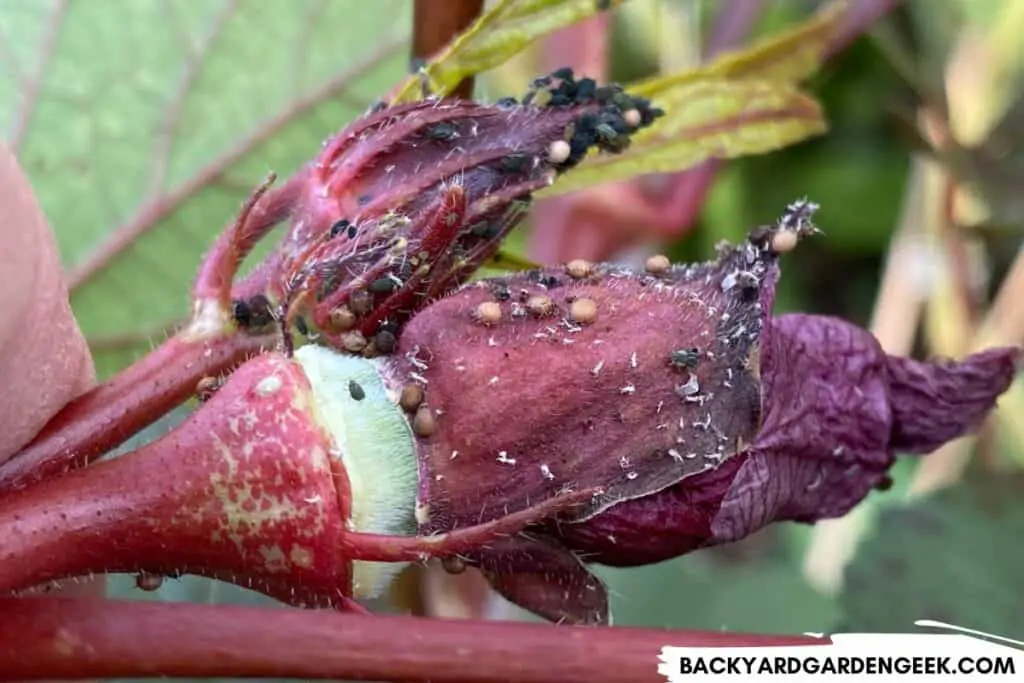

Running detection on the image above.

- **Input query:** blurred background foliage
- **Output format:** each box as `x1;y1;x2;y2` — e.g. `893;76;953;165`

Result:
2;0;1022;675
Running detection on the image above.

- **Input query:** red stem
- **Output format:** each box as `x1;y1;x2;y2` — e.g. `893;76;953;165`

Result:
0;598;828;682
0;327;275;494
412;0;485;98
1;169;304;494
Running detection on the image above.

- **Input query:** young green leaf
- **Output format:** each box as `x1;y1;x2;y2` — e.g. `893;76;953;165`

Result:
392;0;626;103
482;248;544;273
630;1;847;99
539;80;826;197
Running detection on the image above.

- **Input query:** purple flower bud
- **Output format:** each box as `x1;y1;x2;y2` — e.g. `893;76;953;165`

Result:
271;73;663;348
385;206;1019;625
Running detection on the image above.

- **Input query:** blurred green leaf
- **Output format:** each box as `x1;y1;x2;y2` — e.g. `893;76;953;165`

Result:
630;1;845;98
598;540;838;633
838;473;1024;635
392;0;627;103
1;0;410;379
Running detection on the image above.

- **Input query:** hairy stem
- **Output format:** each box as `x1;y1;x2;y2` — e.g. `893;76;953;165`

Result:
0;327;275;495
0;598;826;682
0;172;302;494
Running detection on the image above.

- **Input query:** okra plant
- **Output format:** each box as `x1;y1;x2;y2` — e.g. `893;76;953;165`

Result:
3;1;1014;681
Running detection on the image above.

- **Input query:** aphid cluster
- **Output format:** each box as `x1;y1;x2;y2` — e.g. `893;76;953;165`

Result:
271;69;663;366
513;67;664;169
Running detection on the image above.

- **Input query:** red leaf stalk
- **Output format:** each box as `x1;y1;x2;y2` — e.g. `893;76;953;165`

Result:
0;173;304;495
0;328;274;494
0;597;828;682
411;0;486;99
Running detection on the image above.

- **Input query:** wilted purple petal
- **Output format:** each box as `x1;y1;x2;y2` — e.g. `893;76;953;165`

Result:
711;313;1020;544
553;455;743;566
886;348;1020;453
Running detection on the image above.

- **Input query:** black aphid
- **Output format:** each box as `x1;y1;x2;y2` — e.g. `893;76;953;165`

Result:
348;380;366;401
670;348;701;370
330;218;352;239
369;277;399;294
231;294;275;330
424;121;459;141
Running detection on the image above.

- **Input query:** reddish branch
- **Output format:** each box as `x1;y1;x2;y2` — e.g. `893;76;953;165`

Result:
8;0;68;152
0;174;306;493
412;0;485;98
0;327;272;492
0;598;828;682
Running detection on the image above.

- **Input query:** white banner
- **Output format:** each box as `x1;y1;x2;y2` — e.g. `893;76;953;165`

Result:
659;621;1023;682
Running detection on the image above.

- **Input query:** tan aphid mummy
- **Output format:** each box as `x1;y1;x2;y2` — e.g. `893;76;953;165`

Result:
565;259;593;280
474;301;503;326
413;405;437;438
570;297;598;325
195;376;220;402
399;384;424;413
135;572;164;592
645;254;671;275
441;556;467;575
329;306;357;332
770;229;800;254
526;295;555;317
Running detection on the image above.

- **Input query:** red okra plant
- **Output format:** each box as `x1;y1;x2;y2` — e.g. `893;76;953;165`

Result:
1;0;1015;680
1;194;1017;625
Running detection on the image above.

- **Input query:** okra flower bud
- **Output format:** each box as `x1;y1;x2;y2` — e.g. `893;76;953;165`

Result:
386;203;1020;624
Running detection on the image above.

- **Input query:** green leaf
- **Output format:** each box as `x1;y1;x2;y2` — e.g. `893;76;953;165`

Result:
1;0;410;379
540;80;826;197
482;247;543;273
392;0;627;103
837;473;1024;635
629;1;846;98
597;542;838;633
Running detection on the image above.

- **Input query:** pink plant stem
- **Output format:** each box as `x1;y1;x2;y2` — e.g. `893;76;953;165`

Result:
823;0;904;58
192;171;301;305
0;597;828;682
0;327;275;494
0;175;304;494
